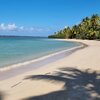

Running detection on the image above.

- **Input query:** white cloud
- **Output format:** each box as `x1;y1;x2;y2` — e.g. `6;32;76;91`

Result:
64;26;67;28
0;23;51;34
0;23;17;31
19;26;24;30
7;24;17;31
0;23;6;30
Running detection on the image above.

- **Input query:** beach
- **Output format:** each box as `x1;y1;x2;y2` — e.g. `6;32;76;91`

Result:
0;39;100;100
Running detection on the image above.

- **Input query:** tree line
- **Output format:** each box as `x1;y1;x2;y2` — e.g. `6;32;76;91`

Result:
48;14;100;40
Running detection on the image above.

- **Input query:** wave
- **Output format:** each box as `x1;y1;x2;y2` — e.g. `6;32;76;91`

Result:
0;43;84;72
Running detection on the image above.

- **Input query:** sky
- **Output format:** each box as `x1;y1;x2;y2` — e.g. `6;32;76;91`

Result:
0;0;100;36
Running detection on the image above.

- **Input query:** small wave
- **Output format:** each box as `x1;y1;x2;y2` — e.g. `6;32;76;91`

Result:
0;44;84;72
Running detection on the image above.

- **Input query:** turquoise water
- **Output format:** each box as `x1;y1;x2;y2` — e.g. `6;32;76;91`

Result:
0;37;80;68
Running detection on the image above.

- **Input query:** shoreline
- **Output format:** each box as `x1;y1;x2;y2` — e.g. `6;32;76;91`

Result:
0;39;100;100
0;40;85;81
0;40;84;72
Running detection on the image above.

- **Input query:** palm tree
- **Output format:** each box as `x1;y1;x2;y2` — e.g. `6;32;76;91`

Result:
48;14;100;40
90;14;100;30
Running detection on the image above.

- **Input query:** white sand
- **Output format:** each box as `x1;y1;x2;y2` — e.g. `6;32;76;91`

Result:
0;39;100;100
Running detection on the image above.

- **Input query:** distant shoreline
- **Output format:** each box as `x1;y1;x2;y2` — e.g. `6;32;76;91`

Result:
0;35;47;38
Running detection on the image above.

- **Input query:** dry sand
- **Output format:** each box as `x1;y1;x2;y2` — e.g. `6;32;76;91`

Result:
0;39;100;100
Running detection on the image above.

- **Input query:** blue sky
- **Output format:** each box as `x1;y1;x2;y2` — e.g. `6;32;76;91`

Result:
0;0;100;36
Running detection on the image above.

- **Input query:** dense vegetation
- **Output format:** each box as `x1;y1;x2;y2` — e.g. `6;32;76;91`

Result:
48;14;100;40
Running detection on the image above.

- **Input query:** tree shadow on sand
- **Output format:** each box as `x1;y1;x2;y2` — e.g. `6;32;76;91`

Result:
23;67;100;100
0;91;4;100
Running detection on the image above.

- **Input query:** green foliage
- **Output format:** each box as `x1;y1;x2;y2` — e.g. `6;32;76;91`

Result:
48;14;100;40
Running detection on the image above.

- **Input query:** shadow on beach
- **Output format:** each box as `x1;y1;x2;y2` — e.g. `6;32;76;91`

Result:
23;67;100;100
0;91;4;100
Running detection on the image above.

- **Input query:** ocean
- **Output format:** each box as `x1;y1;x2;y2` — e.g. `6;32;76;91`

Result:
0;37;80;68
